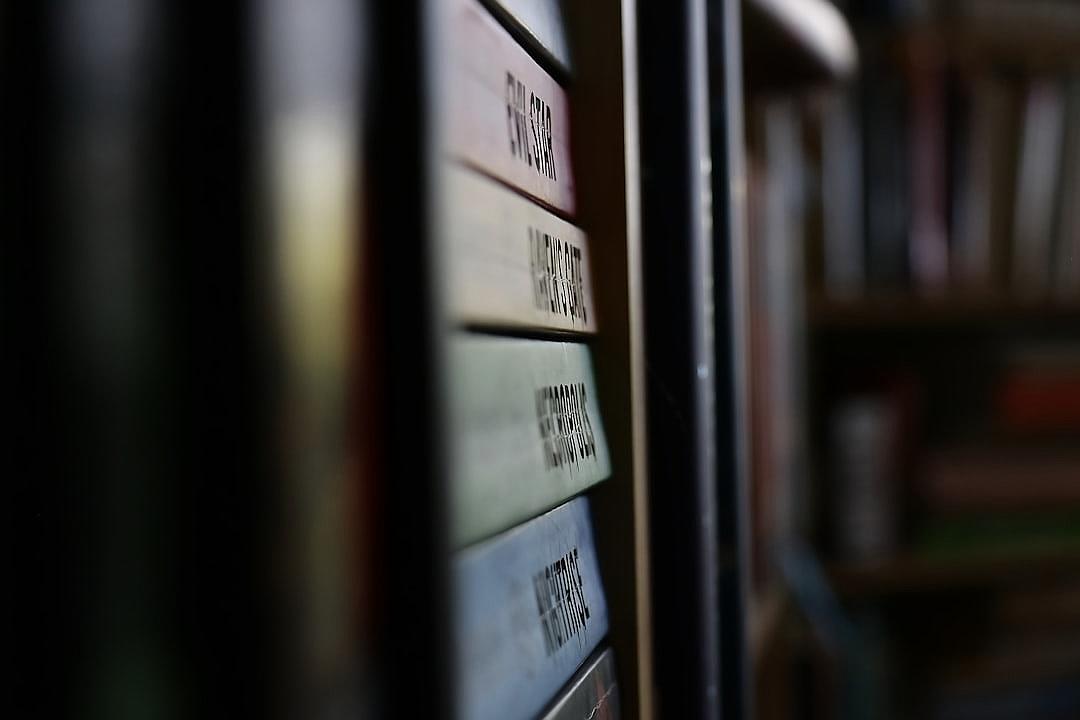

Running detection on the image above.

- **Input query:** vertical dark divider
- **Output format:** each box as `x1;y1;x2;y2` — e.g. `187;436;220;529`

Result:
9;2;273;716
708;0;752;719
638;0;722;716
9;1;448;717
366;0;450;718
159;3;272;716
5;4;71;717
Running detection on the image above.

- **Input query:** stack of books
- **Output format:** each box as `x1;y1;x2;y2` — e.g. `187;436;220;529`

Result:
813;62;1080;302
442;1;620;718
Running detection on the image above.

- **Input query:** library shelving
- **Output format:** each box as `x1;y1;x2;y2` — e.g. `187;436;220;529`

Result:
744;2;1080;719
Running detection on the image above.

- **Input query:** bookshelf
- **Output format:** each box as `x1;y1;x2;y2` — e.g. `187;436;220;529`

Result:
944;0;1080;66
736;4;864;720
742;1;1080;717
810;295;1080;330
828;548;1080;600
744;0;858;88
14;0;768;716
40;0;1080;717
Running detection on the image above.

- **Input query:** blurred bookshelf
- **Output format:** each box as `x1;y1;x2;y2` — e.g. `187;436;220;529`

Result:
810;294;1080;330
943;0;1080;67
742;0;1080;718
828;547;1080;600
744;0;858;88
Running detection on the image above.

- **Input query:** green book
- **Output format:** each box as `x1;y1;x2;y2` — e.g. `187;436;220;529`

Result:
449;335;612;547
916;511;1080;559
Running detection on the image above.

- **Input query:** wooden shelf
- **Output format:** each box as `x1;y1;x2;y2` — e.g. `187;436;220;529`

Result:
810;294;1080;331
749;584;790;666
944;0;1080;69
827;547;1080;600
743;0;857;89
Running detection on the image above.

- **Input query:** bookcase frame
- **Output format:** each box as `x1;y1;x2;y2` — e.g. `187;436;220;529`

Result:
563;2;654;718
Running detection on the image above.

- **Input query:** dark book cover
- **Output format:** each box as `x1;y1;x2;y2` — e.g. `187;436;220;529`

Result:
862;54;910;288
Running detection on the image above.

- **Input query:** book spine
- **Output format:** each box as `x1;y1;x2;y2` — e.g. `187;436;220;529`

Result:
996;367;1080;434
447;0;576;215
539;647;620;720
987;79;1024;287
444;165;597;333
907;49;949;292
863;65;910;287
455;497;609;720
821;91;864;298
255;0;365;713
479;0;572;77
830;397;899;561
1055;78;1080;299
449;335;612;547
952;77;1002;289
760;98;808;551
1013;79;1065;296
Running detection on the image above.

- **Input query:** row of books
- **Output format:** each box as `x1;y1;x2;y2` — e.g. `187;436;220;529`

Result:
813;60;1080;301
748;106;1079;561
844;583;1080;720
441;1;619;718
914;347;1080;561
15;0;625;715
825;349;1080;563
746;96;810;588
744;5;1080;717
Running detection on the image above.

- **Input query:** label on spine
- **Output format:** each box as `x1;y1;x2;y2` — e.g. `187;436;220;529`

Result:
455;497;609;720
445;165;597;333
450;336;611;547
447;0;576;214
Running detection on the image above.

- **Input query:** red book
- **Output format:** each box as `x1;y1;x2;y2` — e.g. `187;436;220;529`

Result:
996;369;1080;435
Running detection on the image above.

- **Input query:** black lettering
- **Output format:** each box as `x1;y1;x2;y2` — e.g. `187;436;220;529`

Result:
547;234;557;313
506;73;517;157
575;385;587;460
581;384;595;456
566;553;583;630
572;246;584;323
529;93;540;173
531;546;590;656
518;81;530;166
561;389;569;467
507;78;559;179
547;105;556;180
535;378;599;470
